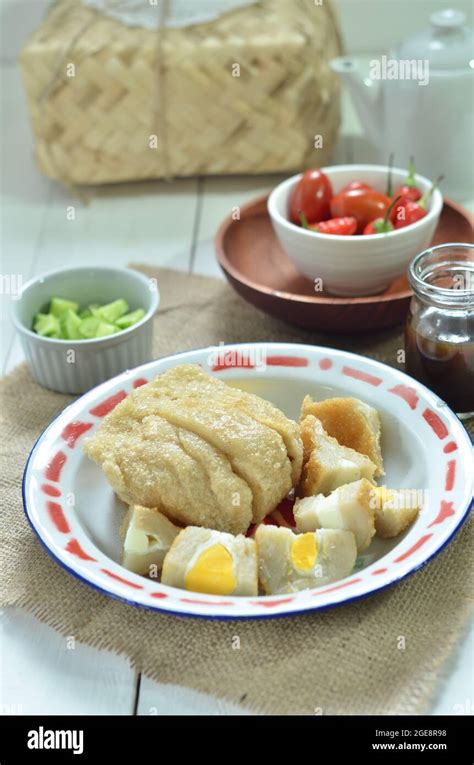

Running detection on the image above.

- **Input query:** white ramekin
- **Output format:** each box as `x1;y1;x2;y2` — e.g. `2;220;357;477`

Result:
12;266;159;394
267;164;443;296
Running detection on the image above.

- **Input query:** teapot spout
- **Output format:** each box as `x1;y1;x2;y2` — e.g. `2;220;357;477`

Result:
330;57;383;148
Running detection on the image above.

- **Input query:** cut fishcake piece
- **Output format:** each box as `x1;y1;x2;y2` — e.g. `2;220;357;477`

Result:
294;478;376;552
161;526;258;596
371;487;422;538
144;364;303;485
300;396;384;476
299;415;376;496
121;505;180;576
84;411;253;535
255;525;357;595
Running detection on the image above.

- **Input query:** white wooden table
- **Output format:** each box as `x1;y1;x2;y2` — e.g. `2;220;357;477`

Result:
1;6;473;715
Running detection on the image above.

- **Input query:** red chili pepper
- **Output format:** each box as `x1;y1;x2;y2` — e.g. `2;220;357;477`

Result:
289;169;333;224
363;196;402;235
391;159;423;223
394;176;443;229
339;180;373;193
393;157;422;205
299;212;357;235
330;188;391;233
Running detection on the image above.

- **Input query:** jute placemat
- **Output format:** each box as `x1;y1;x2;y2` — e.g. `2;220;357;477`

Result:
1;265;472;715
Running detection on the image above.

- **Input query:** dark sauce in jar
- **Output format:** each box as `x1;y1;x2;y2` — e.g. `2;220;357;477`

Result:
405;321;474;414
405;244;474;417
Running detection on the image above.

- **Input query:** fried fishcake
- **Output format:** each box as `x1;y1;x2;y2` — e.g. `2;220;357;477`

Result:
300;396;384;476
255;525;357;595
371;487;422;538
121;505;180;576
148;396;292;524
161;526;258;596
84;411;253;535
294;478;376;552
145;364;303;485
299;415;376;496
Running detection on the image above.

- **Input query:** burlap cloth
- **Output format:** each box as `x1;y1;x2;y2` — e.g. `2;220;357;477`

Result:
1;266;472;715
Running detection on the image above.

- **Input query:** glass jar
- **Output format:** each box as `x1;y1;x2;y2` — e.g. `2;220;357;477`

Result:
405;243;474;419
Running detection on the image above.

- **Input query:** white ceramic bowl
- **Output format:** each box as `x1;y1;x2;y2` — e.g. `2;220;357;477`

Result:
12;266;159;394
267;164;443;296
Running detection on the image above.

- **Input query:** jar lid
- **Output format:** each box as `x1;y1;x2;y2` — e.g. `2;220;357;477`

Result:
396;8;474;71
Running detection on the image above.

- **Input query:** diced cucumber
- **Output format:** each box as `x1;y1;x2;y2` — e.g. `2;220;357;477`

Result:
115;308;145;329
96;299;129;323
33;313;61;338
60;309;82;340
95;321;120;338
89;304;102;318
78;317;100;338
50;297;79;318
32;295;144;341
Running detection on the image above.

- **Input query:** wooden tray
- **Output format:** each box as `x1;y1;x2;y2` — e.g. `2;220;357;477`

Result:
215;195;473;334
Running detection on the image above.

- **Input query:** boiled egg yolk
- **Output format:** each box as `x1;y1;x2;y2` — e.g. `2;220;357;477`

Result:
185;543;236;595
291;533;318;572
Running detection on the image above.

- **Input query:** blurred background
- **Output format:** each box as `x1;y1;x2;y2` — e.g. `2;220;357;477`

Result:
1;0;473;59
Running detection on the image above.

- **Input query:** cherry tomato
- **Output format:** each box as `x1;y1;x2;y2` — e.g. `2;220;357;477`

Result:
330;188;391;233
339;180;373;193
316;216;357;235
289;169;333;224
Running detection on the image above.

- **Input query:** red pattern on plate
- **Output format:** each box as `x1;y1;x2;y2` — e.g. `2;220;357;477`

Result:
443;441;457;454
133;378;148;388
388;384;419;410
150;591;168;599
445;460;456;491
211;353;255;372
394;534;432;563
100;569;144;589
41;484;61;497
266;356;309;367
342;366;382;387
61;421;93;448
428;500;455;528
90;391;127;417
422;408;448;439
256;597;295;608
44;450;67;482
371;568;388;575
47;501;70;534
65;539;97;561
319;358;333;370
312;578;362;595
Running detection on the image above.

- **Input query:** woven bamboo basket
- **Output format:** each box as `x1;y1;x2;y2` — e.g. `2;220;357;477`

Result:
20;0;343;185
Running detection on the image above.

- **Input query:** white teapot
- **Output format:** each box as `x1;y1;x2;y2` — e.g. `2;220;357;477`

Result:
330;9;474;200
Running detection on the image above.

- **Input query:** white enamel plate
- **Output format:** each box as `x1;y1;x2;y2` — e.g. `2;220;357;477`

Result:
23;343;473;619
